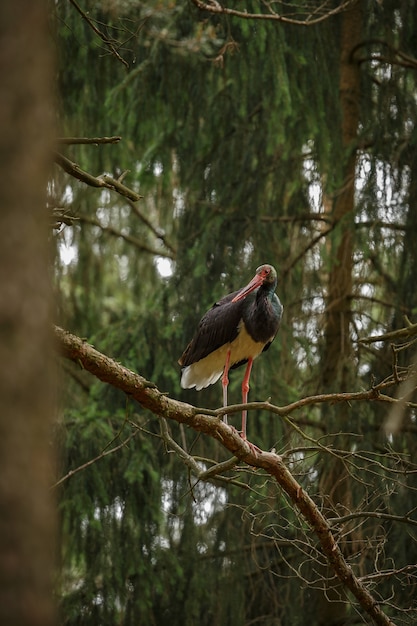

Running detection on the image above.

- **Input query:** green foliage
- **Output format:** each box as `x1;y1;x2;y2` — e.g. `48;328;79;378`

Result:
53;0;417;624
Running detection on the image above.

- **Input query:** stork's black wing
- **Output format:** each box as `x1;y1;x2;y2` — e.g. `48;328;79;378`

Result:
178;290;245;366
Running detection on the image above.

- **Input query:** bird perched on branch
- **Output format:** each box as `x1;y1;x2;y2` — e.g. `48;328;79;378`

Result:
178;264;283;443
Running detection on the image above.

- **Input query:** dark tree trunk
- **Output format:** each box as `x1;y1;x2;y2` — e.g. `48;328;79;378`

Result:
322;1;361;392
317;1;362;624
0;3;56;625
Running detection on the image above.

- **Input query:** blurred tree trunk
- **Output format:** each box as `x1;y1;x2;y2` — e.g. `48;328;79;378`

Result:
0;3;56;626
322;3;361;389
318;1;362;624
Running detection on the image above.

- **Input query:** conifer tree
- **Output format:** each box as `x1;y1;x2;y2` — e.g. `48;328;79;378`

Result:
53;1;417;624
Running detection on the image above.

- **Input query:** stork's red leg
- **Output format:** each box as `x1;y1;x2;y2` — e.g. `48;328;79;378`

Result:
241;357;253;439
221;349;231;424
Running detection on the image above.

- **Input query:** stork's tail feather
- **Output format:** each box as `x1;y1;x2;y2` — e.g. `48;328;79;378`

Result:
180;365;223;391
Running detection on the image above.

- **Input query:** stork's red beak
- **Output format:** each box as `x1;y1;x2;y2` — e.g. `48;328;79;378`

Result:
231;273;264;302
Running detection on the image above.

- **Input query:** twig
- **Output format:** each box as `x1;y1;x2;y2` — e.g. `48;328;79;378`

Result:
212;380;406;419
190;0;356;26
127;199;177;256
359;322;417;344
76;213;175;259
328;510;417;529
359;565;417;583
52;430;138;488
159;417;245;488
56;136;122;145
68;0;129;68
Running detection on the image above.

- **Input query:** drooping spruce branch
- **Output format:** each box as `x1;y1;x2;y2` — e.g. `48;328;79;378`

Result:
52;431;138;488
352;38;417;70
75;213;175;259
55;325;397;626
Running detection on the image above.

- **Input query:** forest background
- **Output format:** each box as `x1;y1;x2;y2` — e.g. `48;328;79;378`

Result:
1;1;417;625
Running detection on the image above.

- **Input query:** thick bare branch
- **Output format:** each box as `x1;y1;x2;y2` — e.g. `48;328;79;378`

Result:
55;325;397;626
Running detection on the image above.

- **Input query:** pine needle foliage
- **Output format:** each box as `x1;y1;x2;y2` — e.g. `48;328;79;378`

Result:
53;0;417;624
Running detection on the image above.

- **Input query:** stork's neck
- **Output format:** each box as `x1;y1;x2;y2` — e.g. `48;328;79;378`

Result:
243;284;279;343
256;281;277;302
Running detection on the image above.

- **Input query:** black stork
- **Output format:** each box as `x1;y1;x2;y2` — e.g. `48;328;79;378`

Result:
178;264;283;442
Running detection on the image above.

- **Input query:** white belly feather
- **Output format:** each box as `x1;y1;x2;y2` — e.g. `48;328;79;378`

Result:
180;324;271;391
